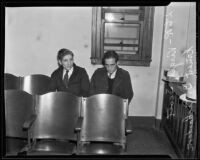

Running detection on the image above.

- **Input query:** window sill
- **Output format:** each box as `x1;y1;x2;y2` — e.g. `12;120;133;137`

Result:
91;57;152;66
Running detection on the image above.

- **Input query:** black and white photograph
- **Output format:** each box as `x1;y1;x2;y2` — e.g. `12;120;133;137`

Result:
2;1;199;159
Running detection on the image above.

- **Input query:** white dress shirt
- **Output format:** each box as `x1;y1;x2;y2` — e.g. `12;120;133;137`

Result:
107;69;117;79
62;67;74;80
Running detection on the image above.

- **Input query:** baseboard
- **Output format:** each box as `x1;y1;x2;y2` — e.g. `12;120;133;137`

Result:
155;118;162;129
128;116;161;128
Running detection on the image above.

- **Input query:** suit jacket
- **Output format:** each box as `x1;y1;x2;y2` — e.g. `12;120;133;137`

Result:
50;63;90;97
90;67;134;103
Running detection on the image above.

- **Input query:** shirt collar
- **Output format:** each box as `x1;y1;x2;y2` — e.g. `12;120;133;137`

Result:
108;69;117;79
63;66;74;79
64;66;73;72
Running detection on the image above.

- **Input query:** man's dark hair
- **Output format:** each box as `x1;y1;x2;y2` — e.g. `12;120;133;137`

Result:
57;48;74;61
102;50;119;65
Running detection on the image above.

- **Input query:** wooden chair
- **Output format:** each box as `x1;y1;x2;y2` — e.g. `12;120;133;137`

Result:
23;92;82;155
5;90;35;155
4;73;20;90
76;94;132;155
21;74;51;95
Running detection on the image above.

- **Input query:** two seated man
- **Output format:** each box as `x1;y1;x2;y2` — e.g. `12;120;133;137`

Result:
50;48;134;104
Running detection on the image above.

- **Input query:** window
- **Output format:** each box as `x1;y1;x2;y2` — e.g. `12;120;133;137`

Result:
91;7;155;66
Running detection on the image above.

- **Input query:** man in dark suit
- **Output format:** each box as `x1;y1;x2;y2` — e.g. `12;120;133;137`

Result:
90;50;134;103
50;48;90;97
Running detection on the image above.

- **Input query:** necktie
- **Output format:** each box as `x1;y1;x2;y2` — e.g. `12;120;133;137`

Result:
63;70;69;88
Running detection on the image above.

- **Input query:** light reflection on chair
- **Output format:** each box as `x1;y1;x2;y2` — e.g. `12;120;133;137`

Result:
76;94;132;155
4;73;20;90
5;89;133;155
23;92;81;155
5;90;35;155
21;74;51;95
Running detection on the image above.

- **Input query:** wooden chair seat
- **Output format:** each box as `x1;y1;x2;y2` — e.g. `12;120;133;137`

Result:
27;140;76;155
79;142;123;155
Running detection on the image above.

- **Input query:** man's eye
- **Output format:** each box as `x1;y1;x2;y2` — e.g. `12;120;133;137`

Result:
105;64;115;67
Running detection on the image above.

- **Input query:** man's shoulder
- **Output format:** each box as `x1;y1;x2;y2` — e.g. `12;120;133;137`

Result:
74;64;87;73
51;67;62;77
91;67;106;78
94;67;106;74
118;67;130;76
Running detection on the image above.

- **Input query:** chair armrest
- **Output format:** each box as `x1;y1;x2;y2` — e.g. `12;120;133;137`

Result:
23;114;37;130
18;144;30;155
75;117;83;132
125;118;133;135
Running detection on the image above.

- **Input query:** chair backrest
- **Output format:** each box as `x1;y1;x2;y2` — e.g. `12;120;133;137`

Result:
21;74;51;95
80;94;127;144
4;73;20;90
5;90;35;138
30;92;81;141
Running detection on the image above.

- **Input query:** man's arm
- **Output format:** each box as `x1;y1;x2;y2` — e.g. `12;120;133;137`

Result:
124;72;134;104
89;70;97;96
49;72;57;92
80;68;90;97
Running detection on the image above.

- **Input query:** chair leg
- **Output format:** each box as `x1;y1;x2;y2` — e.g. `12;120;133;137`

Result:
17;151;27;156
76;133;81;154
72;145;77;155
124;143;127;152
76;141;80;154
18;143;30;155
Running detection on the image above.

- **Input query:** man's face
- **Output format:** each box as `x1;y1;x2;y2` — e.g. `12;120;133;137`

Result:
59;54;74;70
104;58;118;74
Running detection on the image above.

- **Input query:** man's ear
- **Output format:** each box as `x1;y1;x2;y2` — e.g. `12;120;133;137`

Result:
116;61;119;65
58;60;62;65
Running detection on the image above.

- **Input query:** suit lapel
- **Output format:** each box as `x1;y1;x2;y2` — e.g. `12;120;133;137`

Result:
58;66;65;86
68;63;79;84
58;64;79;85
103;67;109;89
112;68;123;93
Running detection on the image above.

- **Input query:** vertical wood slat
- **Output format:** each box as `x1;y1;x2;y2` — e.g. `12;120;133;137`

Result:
185;103;196;158
183;104;189;156
192;115;197;157
91;8;97;60
91;7;102;64
182;102;187;153
176;98;180;144
171;92;176;137
174;94;179;143
177;99;183;147
178;100;183;147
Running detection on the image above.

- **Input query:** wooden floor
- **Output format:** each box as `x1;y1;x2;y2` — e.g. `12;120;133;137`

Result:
126;126;178;158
